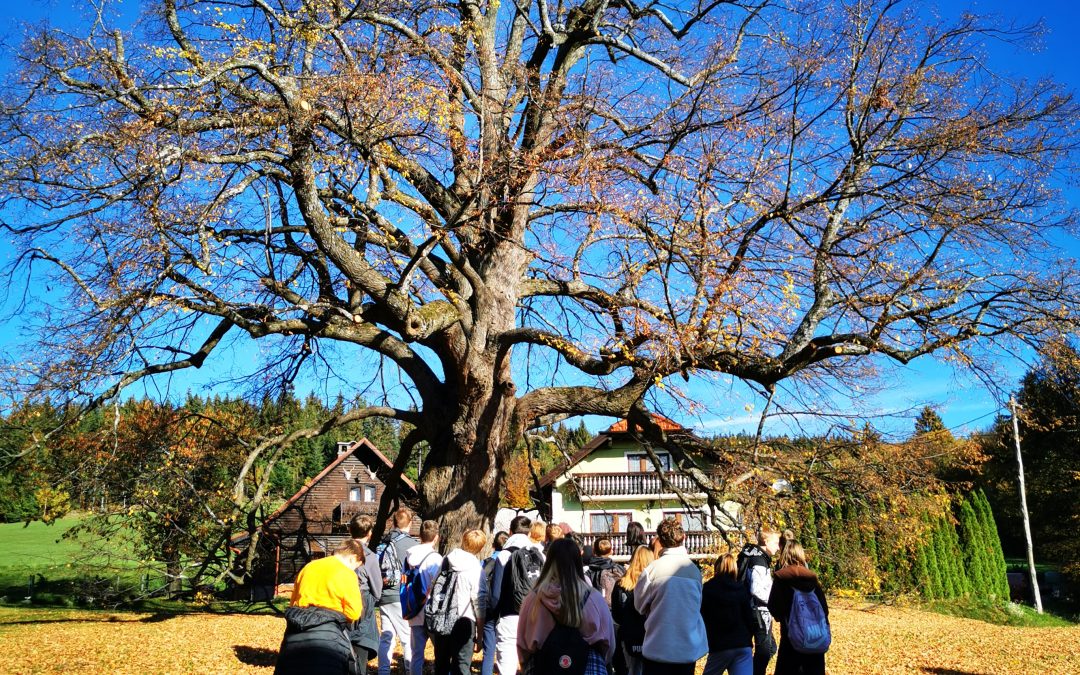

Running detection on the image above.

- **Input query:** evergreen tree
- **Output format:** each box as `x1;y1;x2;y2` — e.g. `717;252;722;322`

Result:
943;512;971;596
973;489;1011;601
958;496;989;598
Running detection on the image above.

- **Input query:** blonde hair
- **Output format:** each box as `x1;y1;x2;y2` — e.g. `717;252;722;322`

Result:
617;545;656;591
462;529;486;555
713;553;738;580
777;541;807;569
545;523;563;542
529;522;546;543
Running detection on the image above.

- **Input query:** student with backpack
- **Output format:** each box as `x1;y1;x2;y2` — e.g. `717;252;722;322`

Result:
736;530;780;675
767;542;829;675
700;553;757;675
275;540;366;675
377;508;419;675
610;545;655;675
586;538;625;606
401;520;443;675
427;529;486;675
516;538;615;675
489;515;545;675
478;531;508;675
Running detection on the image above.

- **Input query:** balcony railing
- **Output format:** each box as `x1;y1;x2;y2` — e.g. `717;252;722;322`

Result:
577;530;727;560
334;501;379;525
571;472;704;498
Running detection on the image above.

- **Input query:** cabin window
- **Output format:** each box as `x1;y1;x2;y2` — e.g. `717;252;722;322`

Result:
349;487;362;502
626;452;671;472
363;485;376;502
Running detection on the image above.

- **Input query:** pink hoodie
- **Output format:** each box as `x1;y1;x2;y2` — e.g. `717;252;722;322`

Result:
516;579;616;664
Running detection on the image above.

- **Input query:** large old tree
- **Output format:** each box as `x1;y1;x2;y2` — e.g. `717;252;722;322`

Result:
1;0;1077;540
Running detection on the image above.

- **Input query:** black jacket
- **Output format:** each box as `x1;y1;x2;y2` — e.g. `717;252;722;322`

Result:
610;585;646;650
275;605;358;675
700;577;755;651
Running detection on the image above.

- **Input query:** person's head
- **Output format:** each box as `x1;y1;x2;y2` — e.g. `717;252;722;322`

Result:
776;541;807;569
393;507;413;531
509;515;532;535
625;521;646;548
533;538;587;627
593;538;613;558
713;553;738;581
758;529;781;556
461;529;486;556
779;528;795;551
649;536;663;556
333;539;366;569
529;521;546;543
419;519;439;544
617;545;656;591
348;514;374;541
545;523;563;543
493;531;509;551
656;517;685;549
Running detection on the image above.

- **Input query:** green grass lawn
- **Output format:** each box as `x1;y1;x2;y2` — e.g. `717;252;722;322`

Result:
0;518;154;600
0;519;85;578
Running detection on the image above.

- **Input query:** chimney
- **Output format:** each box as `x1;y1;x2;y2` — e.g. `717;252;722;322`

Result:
337;441;353;456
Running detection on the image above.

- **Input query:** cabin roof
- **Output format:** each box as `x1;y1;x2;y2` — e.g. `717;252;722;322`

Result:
261;437;416;527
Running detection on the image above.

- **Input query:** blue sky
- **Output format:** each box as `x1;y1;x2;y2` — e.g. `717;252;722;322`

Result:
0;1;1077;441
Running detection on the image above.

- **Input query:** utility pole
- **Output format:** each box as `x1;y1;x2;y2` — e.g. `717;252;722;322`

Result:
1010;396;1043;613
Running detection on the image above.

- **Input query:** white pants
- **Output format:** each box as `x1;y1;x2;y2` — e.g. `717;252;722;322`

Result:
495;614;520;674
410;623;428;675
378;601;411;675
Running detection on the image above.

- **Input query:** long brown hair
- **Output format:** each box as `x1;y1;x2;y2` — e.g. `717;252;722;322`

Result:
617;545;656;591
532;538;588;627
776;541;807;569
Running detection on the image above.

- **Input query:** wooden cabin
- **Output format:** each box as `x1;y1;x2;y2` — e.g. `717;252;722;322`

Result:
241;438;420;595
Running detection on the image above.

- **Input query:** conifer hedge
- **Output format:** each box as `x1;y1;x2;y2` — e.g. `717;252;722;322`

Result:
795;491;1009;601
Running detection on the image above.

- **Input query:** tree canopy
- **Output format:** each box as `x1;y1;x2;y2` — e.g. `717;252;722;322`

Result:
1;0;1078;537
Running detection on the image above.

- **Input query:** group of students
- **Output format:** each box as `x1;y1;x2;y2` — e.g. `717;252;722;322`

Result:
274;509;830;675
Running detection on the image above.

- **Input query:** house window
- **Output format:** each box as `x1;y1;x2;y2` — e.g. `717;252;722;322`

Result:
589;512;633;533
349;487;362;502
664;510;705;531
363;485;376;502
626;452;671;472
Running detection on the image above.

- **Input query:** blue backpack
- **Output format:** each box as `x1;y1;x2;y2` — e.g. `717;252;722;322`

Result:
400;551;438;620
787;588;831;654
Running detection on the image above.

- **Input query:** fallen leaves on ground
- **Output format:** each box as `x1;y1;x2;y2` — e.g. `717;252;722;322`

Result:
0;599;1077;674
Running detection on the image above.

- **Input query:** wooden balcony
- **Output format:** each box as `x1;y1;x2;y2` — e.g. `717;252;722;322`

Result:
570;472;706;499
334;501;379;525
577;530;727;560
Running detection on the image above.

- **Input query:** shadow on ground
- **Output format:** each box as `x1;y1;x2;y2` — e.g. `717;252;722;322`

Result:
0;612;181;626
234;645;278;668
922;668;990;675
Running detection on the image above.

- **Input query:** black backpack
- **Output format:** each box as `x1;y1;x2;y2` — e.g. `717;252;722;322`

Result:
424;558;461;637
496;546;544;616
737;544;767;588
533;589;592;675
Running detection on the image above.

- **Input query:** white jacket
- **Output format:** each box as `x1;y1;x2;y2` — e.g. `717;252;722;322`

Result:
633;546;708;663
445;547;483;622
404;542;443;627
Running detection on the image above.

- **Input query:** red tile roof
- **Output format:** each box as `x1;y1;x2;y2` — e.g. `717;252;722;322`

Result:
607;414;684;433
